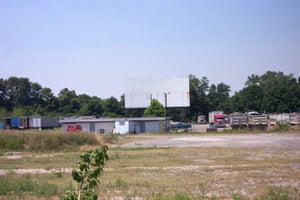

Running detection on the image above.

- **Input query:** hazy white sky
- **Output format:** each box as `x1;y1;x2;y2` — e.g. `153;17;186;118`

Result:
1;0;300;99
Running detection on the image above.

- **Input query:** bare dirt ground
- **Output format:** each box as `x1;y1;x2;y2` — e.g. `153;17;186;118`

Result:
117;133;300;198
121;133;300;151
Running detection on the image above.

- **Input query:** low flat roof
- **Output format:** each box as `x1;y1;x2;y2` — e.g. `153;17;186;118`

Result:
59;117;167;124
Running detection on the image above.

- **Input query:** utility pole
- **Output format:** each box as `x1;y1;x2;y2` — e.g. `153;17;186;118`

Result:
164;93;168;132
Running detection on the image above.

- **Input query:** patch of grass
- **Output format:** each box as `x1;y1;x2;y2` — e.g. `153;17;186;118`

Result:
149;192;220;200
1;137;300;199
274;121;290;132
102;133;119;144
256;186;300;200
232;193;250;200
0;174;58;198
113;177;129;190
0;132;25;151
0;130;101;152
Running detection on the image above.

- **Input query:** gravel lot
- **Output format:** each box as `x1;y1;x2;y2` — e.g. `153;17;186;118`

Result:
121;133;300;151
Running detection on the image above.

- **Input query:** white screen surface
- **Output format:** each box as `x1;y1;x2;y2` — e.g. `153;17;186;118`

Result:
124;77;190;108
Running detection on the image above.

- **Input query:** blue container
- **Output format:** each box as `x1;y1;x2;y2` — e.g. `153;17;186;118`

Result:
11;117;19;128
0;122;4;129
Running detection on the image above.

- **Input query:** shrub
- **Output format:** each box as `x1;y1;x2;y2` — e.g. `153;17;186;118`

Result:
274;121;290;131
63;145;109;200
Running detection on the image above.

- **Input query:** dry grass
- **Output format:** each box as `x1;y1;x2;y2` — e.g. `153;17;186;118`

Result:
97;147;300;199
0;133;300;199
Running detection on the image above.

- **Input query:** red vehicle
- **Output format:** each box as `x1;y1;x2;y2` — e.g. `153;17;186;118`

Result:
66;124;82;132
209;111;225;128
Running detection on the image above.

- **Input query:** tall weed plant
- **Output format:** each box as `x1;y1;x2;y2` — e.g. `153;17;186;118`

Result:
274;120;290;131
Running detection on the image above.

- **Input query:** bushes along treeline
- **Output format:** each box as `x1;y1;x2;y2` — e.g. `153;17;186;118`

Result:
0;71;299;122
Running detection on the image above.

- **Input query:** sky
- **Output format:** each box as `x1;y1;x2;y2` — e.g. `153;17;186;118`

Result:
1;0;300;99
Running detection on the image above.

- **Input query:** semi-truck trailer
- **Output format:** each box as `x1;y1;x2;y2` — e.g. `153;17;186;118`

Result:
209;111;225;128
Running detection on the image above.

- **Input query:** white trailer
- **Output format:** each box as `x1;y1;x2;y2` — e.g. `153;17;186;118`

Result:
29;117;59;129
269;113;289;125
248;114;268;130
289;113;300;125
229;113;248;129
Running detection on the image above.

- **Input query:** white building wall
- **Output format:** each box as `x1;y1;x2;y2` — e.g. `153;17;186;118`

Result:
114;120;129;134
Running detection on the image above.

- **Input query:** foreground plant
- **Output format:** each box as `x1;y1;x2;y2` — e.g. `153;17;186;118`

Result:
63;145;109;200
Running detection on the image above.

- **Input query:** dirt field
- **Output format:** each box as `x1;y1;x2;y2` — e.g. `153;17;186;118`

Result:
1;132;300;199
116;133;300;198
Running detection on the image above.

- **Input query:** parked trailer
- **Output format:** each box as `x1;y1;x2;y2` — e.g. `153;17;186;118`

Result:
4;116;58;129
10;117;19;128
248;114;268;130
19;117;29;129
197;115;206;124
4;117;29;129
209;111;225;128
229;113;248;129
0;122;4;129
269;113;289;125
289;113;300;125
29;117;59;129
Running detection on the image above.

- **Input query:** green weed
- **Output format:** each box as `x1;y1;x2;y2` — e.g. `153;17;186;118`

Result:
274;121;290;132
0;174;58;198
256;186;300;200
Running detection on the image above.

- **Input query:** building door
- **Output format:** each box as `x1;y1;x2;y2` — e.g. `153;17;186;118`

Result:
89;123;95;132
140;122;145;133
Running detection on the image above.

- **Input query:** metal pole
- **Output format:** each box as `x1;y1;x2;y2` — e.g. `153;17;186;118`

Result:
164;93;168;131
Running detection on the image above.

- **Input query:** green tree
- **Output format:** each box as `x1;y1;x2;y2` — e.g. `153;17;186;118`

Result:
0;107;9;119
103;97;121;117
58;88;78;115
64;146;109;200
6;77;32;109
231;71;300;113
187;75;209;121
207;82;230;111
260;71;297;112
11;107;27;116
0;79;8;110
207;84;218;111
78;96;104;116
144;99;165;117
40;87;58;116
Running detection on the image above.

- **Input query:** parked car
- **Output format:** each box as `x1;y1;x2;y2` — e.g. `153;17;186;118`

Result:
206;123;217;132
66;124;82;132
169;122;191;130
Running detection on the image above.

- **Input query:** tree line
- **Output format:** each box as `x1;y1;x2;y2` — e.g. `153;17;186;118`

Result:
0;71;299;122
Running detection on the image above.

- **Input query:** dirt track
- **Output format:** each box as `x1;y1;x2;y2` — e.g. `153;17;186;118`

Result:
121;133;300;151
